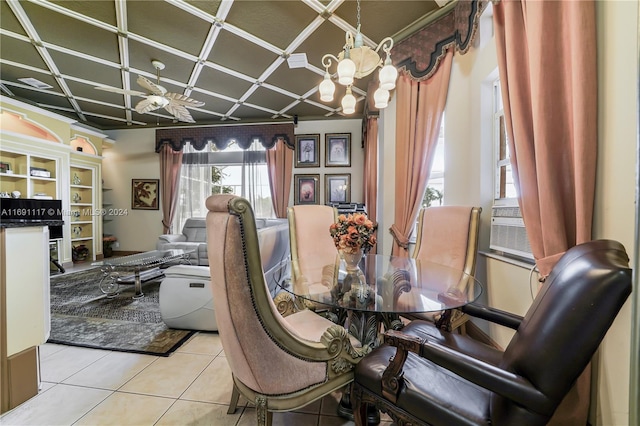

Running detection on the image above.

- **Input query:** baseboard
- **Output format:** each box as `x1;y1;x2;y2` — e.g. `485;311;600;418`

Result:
465;321;501;349
111;250;142;257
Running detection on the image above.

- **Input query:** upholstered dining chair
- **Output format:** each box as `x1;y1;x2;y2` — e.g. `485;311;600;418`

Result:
285;204;341;318
205;195;368;426
352;239;632;426
402;205;481;331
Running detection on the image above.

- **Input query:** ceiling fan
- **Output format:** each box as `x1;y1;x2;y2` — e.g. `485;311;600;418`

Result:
95;60;204;123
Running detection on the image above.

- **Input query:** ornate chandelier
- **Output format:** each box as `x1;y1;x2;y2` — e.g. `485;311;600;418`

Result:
318;0;398;114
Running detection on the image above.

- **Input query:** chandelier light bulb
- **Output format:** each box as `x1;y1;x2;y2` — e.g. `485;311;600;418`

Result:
319;71;336;102
379;56;398;91
374;87;389;109
342;87;356;114
337;50;356;86
354;27;364;49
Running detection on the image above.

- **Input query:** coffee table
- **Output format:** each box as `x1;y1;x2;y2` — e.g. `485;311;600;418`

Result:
92;249;194;299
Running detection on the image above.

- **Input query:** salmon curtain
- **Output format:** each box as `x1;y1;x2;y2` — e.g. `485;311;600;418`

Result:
389;49;453;257
494;0;597;275
266;139;294;218
494;0;597;424
159;144;183;233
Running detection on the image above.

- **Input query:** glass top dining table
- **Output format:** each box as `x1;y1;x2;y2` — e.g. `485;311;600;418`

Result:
274;253;483;317
274;253;484;419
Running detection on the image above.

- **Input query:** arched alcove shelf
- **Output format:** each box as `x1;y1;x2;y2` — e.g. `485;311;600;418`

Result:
0;110;62;143
69;136;97;155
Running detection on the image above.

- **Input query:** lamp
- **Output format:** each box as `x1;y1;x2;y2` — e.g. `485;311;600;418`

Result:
319;0;398;114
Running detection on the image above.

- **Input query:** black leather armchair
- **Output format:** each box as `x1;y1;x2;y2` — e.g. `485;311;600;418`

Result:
352;239;632;426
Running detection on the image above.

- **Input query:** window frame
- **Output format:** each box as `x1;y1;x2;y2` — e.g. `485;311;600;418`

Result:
493;78;518;207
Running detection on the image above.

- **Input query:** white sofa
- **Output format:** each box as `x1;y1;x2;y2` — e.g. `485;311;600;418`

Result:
157;218;209;265
158;218;290;330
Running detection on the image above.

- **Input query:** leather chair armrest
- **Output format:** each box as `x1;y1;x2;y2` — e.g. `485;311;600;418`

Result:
158;234;187;243
461;303;524;329
382;329;554;416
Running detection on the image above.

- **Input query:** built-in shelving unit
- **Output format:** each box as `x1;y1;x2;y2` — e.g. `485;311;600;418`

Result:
102;186;113;223
69;164;96;262
0;150;58;199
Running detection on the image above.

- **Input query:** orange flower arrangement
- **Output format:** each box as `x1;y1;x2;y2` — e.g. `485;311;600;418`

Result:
329;212;377;254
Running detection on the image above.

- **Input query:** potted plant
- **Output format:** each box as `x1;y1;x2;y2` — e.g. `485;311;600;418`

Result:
103;235;117;258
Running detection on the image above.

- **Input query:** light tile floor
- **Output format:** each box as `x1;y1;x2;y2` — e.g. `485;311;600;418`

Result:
1;333;392;425
2;261;393;425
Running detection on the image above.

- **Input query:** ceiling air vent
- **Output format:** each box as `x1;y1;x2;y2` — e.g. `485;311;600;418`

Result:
287;53;308;69
18;78;53;90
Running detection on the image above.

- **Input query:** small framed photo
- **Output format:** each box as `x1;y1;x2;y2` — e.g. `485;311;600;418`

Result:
325;174;351;204
0;161;12;174
325;133;351;167
294;174;320;205
131;179;159;210
295;134;320;168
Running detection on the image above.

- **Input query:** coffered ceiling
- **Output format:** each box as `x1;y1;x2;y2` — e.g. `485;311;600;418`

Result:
0;0;445;130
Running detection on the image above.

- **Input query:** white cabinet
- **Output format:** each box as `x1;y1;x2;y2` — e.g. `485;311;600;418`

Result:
0;225;50;413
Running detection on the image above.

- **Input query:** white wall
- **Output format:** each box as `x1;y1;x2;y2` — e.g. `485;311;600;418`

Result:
592;1;638;424
103;128;163;251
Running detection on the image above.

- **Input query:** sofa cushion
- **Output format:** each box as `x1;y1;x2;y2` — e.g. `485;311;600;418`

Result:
182;218;208;242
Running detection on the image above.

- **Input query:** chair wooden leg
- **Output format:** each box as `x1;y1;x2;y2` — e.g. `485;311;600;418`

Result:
256;395;270;426
351;384;368;426
227;383;240;414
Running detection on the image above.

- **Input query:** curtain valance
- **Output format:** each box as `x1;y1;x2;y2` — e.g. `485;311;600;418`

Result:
182;150;266;166
155;123;295;153
392;0;486;82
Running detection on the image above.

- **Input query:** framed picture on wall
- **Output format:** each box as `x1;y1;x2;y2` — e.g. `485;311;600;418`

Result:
325;173;351;204
325;133;351;167
295;134;320;168
131;179;159;210
294;174;320;205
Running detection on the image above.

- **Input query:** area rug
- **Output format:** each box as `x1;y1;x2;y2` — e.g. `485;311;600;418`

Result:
48;268;195;356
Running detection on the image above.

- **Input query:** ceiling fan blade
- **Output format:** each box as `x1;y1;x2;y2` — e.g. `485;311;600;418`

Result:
164;103;196;123
95;86;146;97
134;98;163;114
165;92;205;108
137;75;166;96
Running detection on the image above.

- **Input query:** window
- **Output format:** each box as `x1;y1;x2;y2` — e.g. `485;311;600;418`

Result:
489;77;533;260
422;118;445;208
493;78;517;202
174;140;274;233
